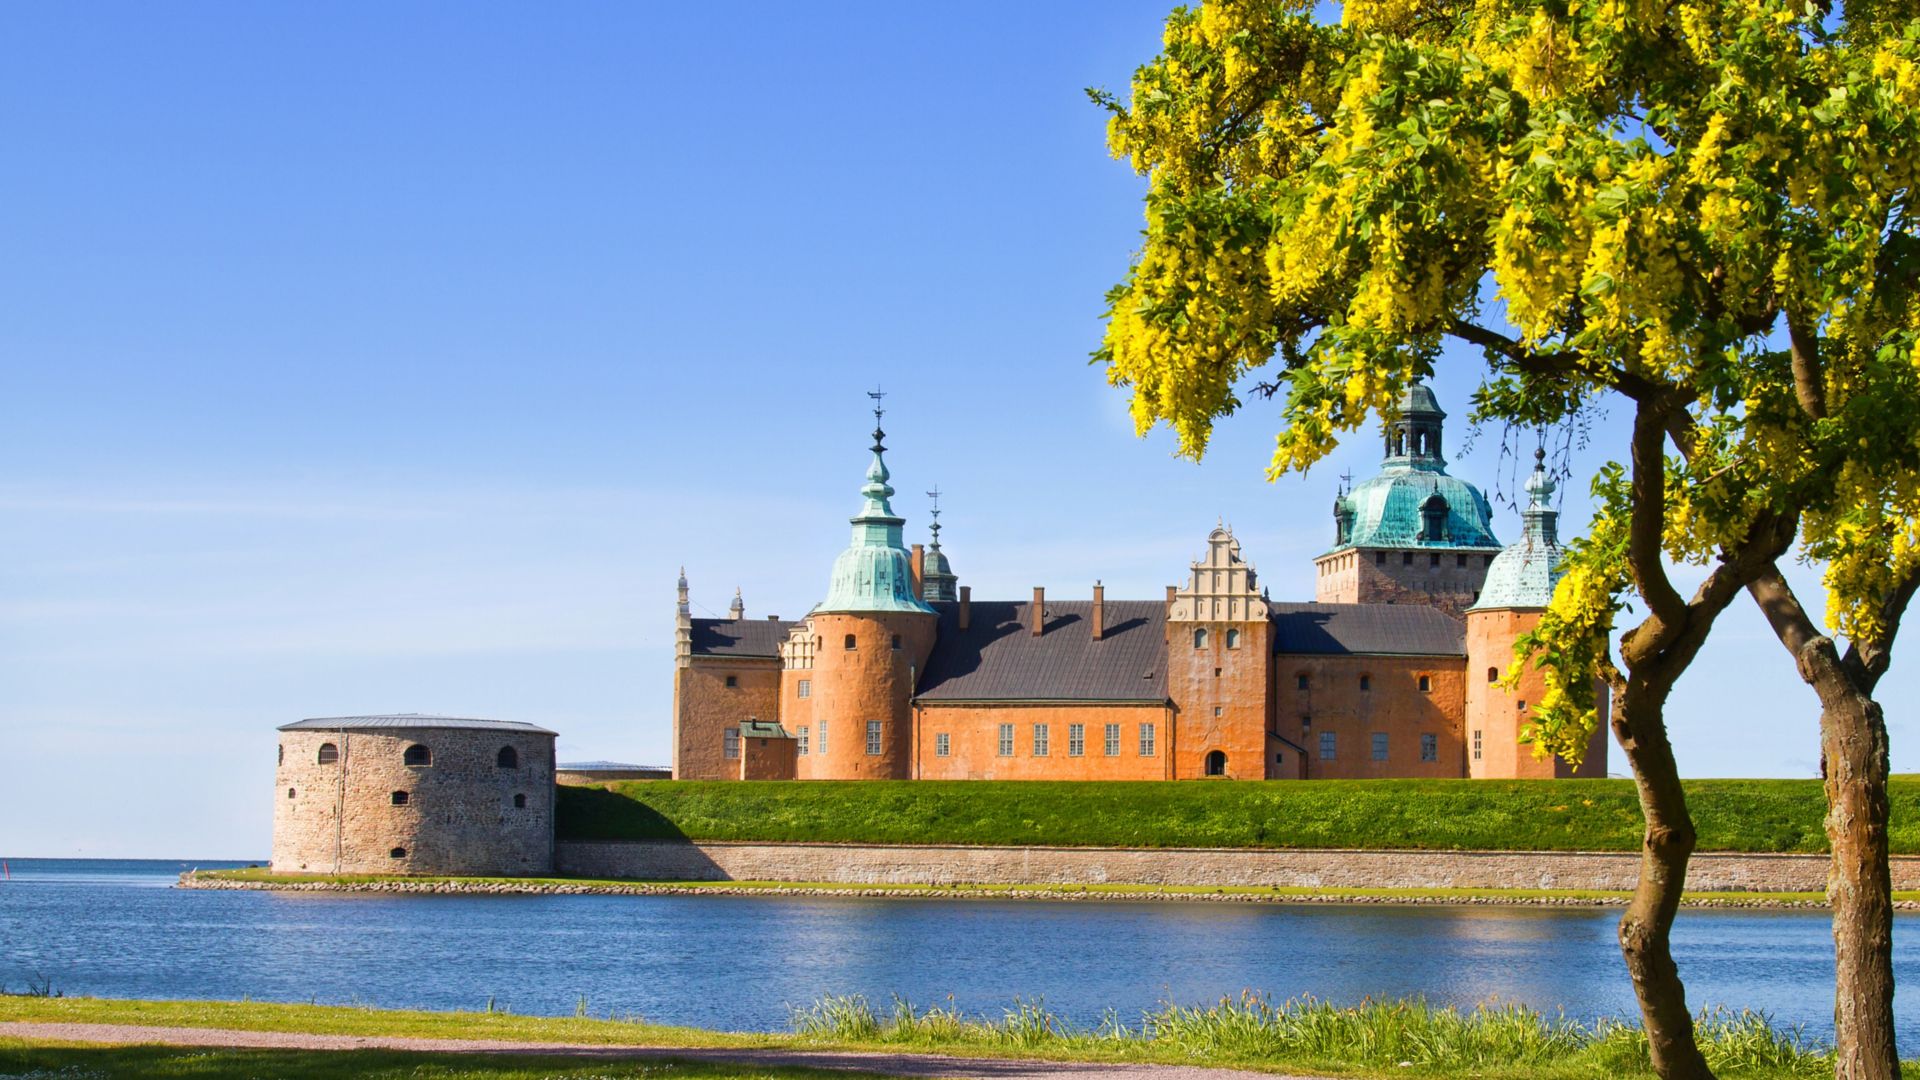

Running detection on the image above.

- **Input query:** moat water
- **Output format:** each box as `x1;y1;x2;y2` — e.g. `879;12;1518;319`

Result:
3;858;1917;1045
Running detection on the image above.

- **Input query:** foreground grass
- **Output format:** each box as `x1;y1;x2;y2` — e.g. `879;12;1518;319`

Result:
0;1042;848;1080
556;778;1920;853
191;868;1889;906
0;994;1898;1079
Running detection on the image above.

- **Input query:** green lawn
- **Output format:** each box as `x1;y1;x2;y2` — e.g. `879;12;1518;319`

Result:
555;777;1917;853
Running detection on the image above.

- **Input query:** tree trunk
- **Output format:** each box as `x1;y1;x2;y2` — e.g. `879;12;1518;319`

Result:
1804;649;1900;1080
1614;679;1717;1080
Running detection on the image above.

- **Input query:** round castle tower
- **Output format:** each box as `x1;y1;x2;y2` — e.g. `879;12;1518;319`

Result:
272;713;556;875
1463;452;1608;779
795;404;936;780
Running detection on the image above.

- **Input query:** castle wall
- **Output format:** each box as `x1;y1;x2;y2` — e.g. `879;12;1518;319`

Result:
272;727;554;876
1465;609;1609;779
1273;654;1467;779
1165;619;1273;779
797;611;936;780
1314;547;1496;619
674;657;781;780
912;702;1172;779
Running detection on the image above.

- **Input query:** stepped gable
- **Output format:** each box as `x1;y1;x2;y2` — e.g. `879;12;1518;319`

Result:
688;617;795;658
915;599;1168;702
1269;602;1466;656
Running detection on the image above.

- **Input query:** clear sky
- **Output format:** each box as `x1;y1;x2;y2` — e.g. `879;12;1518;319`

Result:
2;3;1904;859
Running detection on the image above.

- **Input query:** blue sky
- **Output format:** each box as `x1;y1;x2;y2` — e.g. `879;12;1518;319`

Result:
1;3;1899;858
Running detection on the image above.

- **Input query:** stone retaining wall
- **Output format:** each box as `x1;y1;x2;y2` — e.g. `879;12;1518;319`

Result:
555;840;1920;893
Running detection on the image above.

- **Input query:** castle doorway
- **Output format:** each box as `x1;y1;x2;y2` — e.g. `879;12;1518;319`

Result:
1204;750;1227;777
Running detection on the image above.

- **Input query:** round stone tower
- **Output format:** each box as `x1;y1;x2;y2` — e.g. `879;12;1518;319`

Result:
272;713;557;875
1463;453;1608;779
795;401;936;780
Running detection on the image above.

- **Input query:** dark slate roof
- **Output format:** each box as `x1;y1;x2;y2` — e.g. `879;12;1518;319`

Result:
916;600;1169;702
279;714;558;735
690;617;794;658
1269;602;1465;657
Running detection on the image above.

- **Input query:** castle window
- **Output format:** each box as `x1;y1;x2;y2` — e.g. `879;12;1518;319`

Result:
391;790;409;806
1402;552;1413;566
797;679;811;698
997;723;1014;757
891;634;902;651
1104;723;1121;756
287;788;296;799
1275;751;1284;765
935;732;950;757
1068;723;1085;757
1517;700;1527;712
1139;722;1157;756
1473;730;1483;760
1456;554;1468;568
317;743;339;765
1487;666;1499;682
1371;733;1389;761
1421;734;1438;762
1032;723;1050;757
1204;750;1226;777
1214;706;1223;717
844;634;857;650
866;720;883;755
1359;675;1371;692
403;744;431;767
1226;629;1241;649
1429;553;1440;567
725;675;738;688
390;847;407;859
1375;551;1386;565
278;745;283;765
1418;675;1432;693
817;721;828;754
513;793;527;809
1319;732;1336;760
496;746;518;768
1296;674;1309;691
797;726;810;755
1193;628;1208;649
723;727;740;759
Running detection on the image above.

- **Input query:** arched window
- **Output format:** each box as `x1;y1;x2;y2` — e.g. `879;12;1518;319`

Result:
389;847;407;859
1487;666;1499;683
890;633;902;651
844;633;857;650
286;788;296;799
513;793;527;809
1193;628;1208;649
1204;750;1227;777
1421;493;1449;542
404;744;431;767
316;743;338;765
391;790;409;806
496;746;518;769
1225;629;1241;650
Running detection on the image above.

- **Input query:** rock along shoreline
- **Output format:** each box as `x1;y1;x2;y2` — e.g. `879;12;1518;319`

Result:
176;871;1892;910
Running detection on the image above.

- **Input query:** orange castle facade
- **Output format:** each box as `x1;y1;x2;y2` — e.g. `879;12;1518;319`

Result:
673;390;1607;782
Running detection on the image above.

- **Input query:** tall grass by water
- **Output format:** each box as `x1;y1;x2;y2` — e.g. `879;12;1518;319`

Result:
789;992;1832;1078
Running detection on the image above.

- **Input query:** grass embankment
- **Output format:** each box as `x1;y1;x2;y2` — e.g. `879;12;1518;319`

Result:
0;994;1892;1079
0;1045;837;1080
558;777;1920;853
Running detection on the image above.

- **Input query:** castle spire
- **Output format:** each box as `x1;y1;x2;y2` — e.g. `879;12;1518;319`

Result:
729;587;745;621
922;484;959;602
1522;446;1559;546
816;393;936;614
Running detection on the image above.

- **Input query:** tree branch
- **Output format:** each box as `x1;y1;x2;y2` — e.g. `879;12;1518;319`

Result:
1627;398;1689;631
1786;313;1829;421
1843;560;1920;692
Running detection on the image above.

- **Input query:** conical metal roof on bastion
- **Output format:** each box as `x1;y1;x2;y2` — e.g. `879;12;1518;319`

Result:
814;403;937;616
1331;381;1501;552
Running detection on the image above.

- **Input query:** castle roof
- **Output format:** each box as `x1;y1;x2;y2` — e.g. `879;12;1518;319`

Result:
1270;602;1466;657
688;617;795;659
279;714;557;735
1469;450;1565;611
915;599;1168;702
1329;381;1500;553
816;403;937;616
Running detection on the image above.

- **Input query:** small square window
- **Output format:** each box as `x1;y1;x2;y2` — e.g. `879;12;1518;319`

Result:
1375;551;1386;565
1517;700;1527;712
798;679;812;698
1296;674;1309;690
725;675;738;689
1213;706;1223;717
1402;552;1413;565
1371;733;1389;761
1429;553;1440;567
891;634;902;651
1418;675;1431;692
1275;751;1284;764
1360;675;1371;692
1456;553;1467;568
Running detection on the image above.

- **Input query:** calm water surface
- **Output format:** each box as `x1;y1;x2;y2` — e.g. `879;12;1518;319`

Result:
2;858;1915;1044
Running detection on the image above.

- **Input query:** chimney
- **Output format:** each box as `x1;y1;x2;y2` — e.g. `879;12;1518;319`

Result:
1166;584;1178;604
959;585;972;631
1092;582;1105;641
1032;587;1045;636
910;544;926;599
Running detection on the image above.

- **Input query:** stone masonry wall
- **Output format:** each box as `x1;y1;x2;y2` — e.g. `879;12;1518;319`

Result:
555;839;1920;893
274;727;554;876
674;656;782;780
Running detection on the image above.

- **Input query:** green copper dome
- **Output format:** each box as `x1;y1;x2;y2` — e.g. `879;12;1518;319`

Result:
817;408;936;616
1328;381;1500;552
1469;450;1564;611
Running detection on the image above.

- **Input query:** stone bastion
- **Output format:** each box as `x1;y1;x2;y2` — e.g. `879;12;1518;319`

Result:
272;714;556;876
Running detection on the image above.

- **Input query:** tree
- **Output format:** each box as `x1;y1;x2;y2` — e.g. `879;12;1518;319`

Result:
1091;3;1920;1077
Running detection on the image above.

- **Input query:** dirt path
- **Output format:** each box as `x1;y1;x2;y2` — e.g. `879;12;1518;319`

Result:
0;1020;1325;1079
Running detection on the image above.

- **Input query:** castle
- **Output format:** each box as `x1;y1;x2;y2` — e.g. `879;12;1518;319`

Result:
673;385;1608;783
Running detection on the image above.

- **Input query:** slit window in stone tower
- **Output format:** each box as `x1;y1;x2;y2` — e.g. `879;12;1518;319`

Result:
317;743;338;765
496;746;518;769
403;744;431;767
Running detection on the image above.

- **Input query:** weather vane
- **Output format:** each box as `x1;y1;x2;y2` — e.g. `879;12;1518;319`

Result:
867;386;886;424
